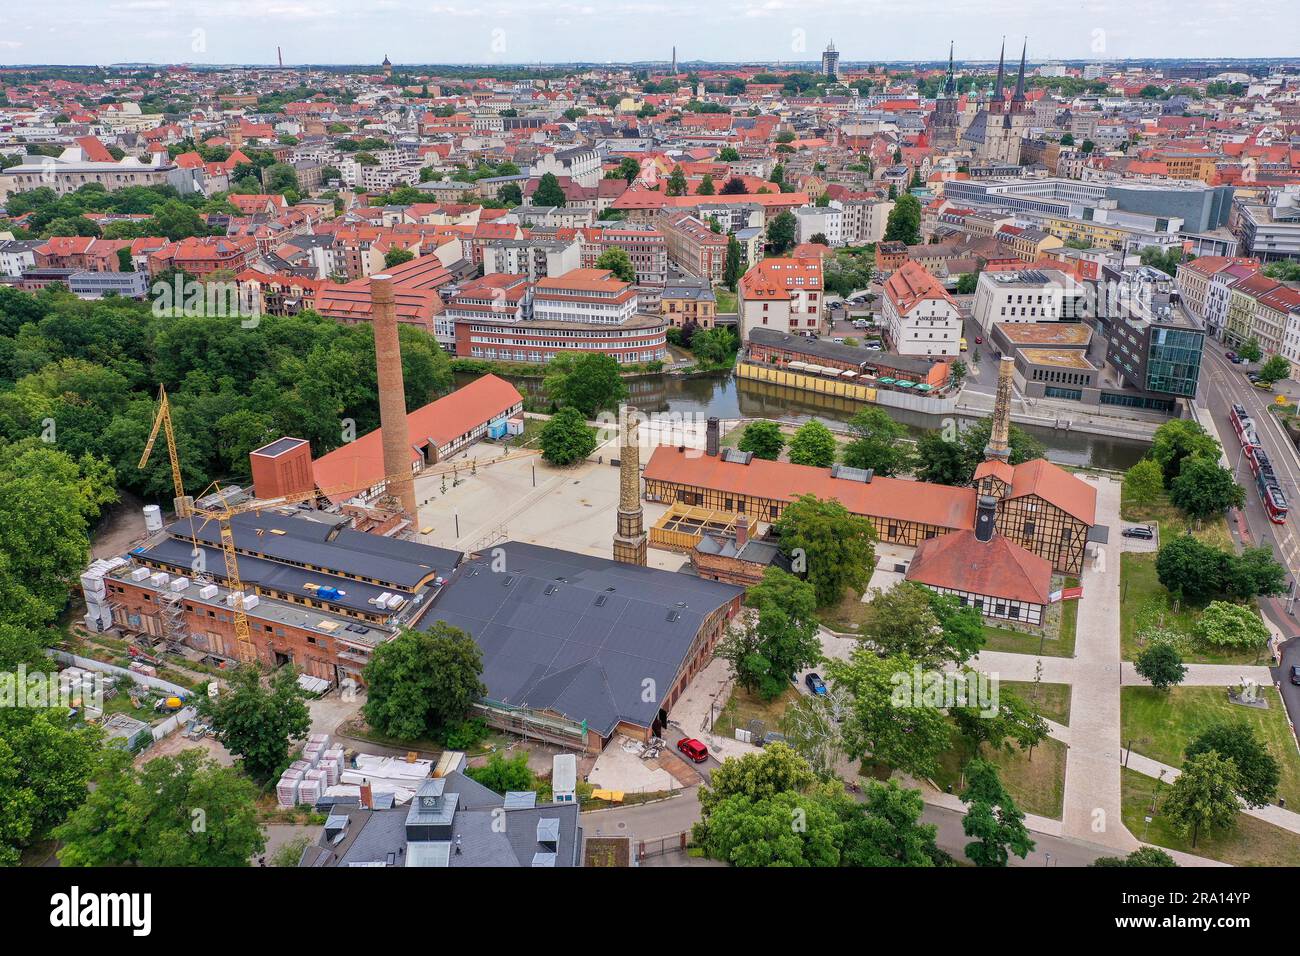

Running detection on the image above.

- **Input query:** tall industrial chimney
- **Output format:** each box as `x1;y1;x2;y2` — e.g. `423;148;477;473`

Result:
612;408;647;566
984;356;1015;462
370;275;418;519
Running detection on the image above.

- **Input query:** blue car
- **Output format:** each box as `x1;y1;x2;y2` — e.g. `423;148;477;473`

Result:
805;673;828;696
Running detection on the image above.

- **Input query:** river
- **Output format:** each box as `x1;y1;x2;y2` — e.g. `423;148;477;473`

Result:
456;369;1151;471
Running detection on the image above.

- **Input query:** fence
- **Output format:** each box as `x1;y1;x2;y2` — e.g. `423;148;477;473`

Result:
638;831;688;860
50;650;193;697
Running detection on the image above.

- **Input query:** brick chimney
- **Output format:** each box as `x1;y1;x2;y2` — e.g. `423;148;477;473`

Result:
359;779;373;810
734;514;748;549
984;356;1014;463
371;275;418;518
706;417;720;457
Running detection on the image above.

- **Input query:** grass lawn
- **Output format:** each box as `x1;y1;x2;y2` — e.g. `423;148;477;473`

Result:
713;685;800;740
1119;553;1268;665
713;286;737;313
1121;685;1300;809
932;735;1068;820
820;587;873;633
1002;681;1072;726
982;625;1073;658
1121;767;1300;866
1121;490;1233;550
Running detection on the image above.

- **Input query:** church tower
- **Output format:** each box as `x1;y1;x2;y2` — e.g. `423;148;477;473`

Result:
929;42;962;148
613;410;647;566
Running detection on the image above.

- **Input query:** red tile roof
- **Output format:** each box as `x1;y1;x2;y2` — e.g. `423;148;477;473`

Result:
907;530;1053;605
1007;458;1096;526
311;374;524;502
643;446;977;532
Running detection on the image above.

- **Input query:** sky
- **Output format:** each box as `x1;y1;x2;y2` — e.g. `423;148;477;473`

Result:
0;0;1296;66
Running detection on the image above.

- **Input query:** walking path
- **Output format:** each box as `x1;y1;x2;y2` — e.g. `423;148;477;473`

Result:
1123;749;1300;835
1059;476;1137;851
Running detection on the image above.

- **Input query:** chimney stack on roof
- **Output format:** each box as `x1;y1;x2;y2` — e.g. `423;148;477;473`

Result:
706;417;720;457
371;275;418;519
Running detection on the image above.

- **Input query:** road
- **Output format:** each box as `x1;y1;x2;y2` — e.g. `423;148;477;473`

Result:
1196;332;1300;741
583;786;1115;866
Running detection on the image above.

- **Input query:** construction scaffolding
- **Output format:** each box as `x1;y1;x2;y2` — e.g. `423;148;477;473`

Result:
648;502;759;553
156;589;188;653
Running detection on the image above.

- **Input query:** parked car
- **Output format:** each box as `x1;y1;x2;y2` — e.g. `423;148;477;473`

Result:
853;319;869;328
676;737;709;763
1253;380;1274;391
960;337;969;351
1290;665;1300;687
974;335;983;344
805;673;828;696
1122;525;1155;539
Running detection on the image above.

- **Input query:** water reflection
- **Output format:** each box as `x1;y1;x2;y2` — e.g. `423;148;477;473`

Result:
455;369;1149;471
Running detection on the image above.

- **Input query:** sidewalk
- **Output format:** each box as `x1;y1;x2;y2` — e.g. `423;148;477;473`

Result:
1124;749;1300;835
1059;475;1140;851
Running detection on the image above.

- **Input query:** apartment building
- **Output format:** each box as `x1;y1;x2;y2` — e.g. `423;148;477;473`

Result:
659;212;728;282
660;276;717;330
972;268;1086;334
882;260;962;357
738;257;824;341
482;238;581;284
1175;256;1261;321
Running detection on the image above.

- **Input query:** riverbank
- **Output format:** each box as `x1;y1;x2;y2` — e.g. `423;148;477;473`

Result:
955;389;1165;442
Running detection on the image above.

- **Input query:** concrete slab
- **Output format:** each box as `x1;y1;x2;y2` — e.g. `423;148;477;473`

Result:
588;736;683;794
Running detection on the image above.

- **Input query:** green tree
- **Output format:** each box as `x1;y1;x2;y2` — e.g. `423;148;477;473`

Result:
1092;847;1177;867
1185;720;1280;809
383;247;415;269
841;406;912;476
466;751;536;794
544;352;627;417
1149;418;1220;484
1134;641;1187;691
1237;338;1261;363
884;193;921;245
362;624;486;741
736;420;784;460
1168;456;1245;518
960;759;1034;866
955;272;978;294
775;494;876;607
497;182;522;205
697;173;716;196
951;689;1049;756
786;419;837;467
719;146;740;162
766;210;796;255
698;742;816;818
595;246;636;283
1161;749;1241;847
839;779;948;867
717;567;822;700
0;708;102;865
1123;458;1165;510
538;406;597;465
666;164;688;197
723;233;742;291
1155;535;1223;605
698;789;844;866
1194;601;1269;649
533;172;566;207
1222;546;1287;601
690;327;739;368
56;748;265;866
199;664;310;783
1258;354;1290;384
827;649;952;778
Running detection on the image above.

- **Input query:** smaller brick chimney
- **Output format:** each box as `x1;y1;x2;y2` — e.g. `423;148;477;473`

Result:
734;515;748;549
359;779;373;810
706;417;720;457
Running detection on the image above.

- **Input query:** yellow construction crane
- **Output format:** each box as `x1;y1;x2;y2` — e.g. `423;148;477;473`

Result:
139;385;191;517
187;448;540;665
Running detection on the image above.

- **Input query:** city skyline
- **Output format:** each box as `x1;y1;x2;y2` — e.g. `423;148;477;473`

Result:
0;0;1296;67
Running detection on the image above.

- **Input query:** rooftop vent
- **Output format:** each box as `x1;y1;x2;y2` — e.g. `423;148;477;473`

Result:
593;594;608;607
544;583;558;596
721;448;754;465
666;610;680;623
501;575;514;587
831;464;874;483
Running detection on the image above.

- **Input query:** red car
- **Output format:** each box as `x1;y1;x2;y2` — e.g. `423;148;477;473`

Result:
974;335;983;344
676;737;709;763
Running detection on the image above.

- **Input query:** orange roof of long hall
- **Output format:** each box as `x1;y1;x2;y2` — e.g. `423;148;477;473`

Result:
642;445;978;531
311;374;523;502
